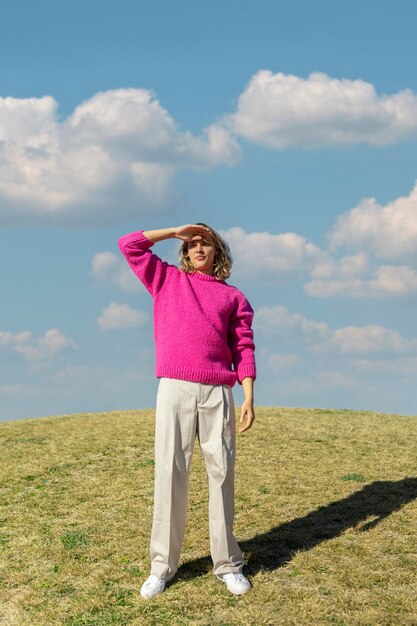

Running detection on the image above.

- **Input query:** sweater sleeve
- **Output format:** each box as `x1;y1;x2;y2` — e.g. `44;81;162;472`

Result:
228;294;257;384
118;230;169;297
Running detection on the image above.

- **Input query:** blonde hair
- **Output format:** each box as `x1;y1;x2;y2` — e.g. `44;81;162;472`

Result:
179;223;233;280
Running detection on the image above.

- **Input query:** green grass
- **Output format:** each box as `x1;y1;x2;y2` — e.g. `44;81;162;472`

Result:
1;406;416;625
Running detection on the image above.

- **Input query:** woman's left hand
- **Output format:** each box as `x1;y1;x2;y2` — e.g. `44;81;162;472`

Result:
239;399;255;433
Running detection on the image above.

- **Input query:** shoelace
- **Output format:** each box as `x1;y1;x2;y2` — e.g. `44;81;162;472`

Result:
145;575;163;586
224;573;246;582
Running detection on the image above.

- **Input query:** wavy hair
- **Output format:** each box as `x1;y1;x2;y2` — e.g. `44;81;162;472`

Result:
179;222;233;280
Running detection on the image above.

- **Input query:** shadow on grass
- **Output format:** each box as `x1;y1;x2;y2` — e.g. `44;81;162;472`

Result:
175;477;417;579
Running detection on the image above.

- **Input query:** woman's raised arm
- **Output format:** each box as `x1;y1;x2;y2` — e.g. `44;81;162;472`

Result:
143;224;212;243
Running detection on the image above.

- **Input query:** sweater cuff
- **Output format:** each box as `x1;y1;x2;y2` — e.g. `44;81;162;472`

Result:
118;230;154;251
237;364;257;384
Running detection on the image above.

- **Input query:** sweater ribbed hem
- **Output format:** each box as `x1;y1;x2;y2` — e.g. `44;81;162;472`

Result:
156;365;237;387
118;230;154;251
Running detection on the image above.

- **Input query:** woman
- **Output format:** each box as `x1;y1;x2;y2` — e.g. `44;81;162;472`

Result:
118;223;256;597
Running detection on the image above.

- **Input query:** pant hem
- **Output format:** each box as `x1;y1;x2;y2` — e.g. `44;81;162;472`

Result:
214;566;243;577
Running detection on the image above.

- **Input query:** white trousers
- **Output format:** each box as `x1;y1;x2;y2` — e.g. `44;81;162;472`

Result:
150;378;244;579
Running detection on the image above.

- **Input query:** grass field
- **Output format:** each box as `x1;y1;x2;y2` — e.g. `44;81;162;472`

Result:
1;406;416;625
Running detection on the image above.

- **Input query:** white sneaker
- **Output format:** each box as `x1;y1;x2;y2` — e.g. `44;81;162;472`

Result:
140;574;168;599
217;572;251;595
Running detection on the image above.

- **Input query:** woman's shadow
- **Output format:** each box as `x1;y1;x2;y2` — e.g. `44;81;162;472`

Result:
176;477;417;578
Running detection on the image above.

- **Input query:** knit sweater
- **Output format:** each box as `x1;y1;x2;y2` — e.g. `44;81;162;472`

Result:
118;230;256;387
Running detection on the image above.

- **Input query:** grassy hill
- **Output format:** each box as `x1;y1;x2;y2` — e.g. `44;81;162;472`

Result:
1;406;416;625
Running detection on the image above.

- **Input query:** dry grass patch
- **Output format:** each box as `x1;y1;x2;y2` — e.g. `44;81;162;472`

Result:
1;406;416;625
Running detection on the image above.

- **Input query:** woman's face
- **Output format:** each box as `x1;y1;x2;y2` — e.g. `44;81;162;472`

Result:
187;235;216;275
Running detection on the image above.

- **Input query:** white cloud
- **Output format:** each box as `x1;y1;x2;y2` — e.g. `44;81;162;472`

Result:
264;352;300;373
222;226;328;283
0;89;240;226
0;384;42;398
308;180;417;298
310;252;371;280
91;251;143;293
330;182;417;259
352;357;417;376
255;305;417;355
319;325;417;354
0;95;57;144
226;70;417;148
255;305;330;340
66;89;239;167
49;365;91;382
2;74;417;228
305;264;417;298
0;330;31;346
219;223;417;299
313;371;359;390
97;302;148;331
0;328;77;362
14;329;78;361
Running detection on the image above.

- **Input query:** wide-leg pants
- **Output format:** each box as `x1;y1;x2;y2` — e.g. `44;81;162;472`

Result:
150;377;244;579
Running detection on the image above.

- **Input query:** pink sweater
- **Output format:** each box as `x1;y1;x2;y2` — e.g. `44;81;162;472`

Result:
118;230;256;387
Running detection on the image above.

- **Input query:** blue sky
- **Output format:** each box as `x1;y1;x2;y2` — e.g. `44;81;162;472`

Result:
2;0;417;420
